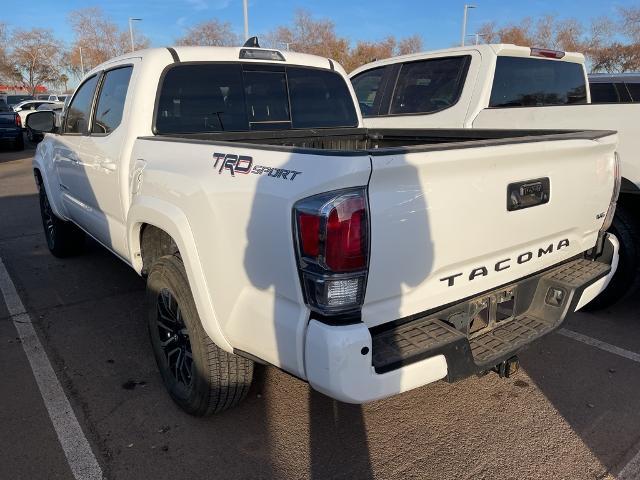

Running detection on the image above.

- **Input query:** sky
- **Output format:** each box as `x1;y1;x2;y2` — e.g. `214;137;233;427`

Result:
5;0;638;50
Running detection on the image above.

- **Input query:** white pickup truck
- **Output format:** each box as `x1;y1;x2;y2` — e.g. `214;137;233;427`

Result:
351;44;640;308
27;44;619;416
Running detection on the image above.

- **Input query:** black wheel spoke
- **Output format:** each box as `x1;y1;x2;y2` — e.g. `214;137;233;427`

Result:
156;288;193;388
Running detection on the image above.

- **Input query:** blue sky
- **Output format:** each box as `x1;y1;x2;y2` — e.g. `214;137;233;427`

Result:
6;0;637;49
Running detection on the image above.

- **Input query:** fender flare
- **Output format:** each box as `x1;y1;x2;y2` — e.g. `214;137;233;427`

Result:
32;142;70;221
127;196;233;352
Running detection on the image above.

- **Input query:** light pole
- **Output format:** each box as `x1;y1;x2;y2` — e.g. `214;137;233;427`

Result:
129;17;142;52
243;0;249;41
461;4;476;47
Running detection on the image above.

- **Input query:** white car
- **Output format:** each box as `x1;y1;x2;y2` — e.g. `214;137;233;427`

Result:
351;44;639;307
27;44;619;415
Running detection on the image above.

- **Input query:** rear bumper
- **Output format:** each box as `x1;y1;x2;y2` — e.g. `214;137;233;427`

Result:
304;234;619;404
0;130;22;141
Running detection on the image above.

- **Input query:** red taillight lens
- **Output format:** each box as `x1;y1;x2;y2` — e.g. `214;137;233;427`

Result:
298;213;320;257
325;197;366;271
16;115;22;127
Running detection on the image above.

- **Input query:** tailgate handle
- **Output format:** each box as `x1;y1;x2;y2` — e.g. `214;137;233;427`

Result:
507;177;550;211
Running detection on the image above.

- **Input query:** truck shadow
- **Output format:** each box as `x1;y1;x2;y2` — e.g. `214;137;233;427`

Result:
243;142;433;479
519;292;640;475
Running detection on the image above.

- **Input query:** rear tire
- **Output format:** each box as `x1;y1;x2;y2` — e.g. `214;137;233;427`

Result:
582;204;640;311
146;255;254;416
38;185;84;257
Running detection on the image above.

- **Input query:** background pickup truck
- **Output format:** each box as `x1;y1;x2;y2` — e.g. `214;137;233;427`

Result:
0;101;24;151
27;44;619;416
351;44;639;308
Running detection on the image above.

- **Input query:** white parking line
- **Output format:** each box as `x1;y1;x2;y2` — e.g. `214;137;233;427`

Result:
619;450;640;480
557;327;640;480
0;257;103;480
557;328;640;363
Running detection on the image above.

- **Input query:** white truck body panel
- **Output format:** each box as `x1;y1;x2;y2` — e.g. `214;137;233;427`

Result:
363;135;617;327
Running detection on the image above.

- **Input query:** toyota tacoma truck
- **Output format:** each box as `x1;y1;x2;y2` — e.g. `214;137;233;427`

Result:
351;44;639;308
27;43;620;415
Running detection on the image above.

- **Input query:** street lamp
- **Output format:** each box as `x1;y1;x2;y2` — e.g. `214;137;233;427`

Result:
129;18;142;53
243;0;249;41
461;4;476;47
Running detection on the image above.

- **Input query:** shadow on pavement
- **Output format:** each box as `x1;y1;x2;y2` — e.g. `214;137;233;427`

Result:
521;292;640;474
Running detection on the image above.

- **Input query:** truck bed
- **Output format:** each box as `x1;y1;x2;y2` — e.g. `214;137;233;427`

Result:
141;128;615;155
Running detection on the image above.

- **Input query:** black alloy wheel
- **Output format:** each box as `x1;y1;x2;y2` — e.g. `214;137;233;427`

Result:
156;288;194;388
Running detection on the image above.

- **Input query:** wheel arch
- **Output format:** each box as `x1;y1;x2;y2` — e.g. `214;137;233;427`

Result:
127;196;233;352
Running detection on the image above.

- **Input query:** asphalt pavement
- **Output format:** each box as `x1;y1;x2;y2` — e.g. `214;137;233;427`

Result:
0;139;639;480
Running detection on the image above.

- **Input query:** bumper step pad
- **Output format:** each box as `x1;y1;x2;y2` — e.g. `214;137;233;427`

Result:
371;258;611;376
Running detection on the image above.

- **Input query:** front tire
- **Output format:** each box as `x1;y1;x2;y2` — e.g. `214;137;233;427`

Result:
146;255;254;416
583;204;640;310
38;185;84;257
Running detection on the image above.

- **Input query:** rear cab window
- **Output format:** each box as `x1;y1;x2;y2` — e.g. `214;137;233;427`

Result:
154;63;358;134
489;57;587;107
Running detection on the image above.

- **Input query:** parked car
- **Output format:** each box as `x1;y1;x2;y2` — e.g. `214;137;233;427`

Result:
47;94;68;102
13;100;58;126
589;73;640;103
6;95;34;108
35;94;50;100
0;107;24;150
27;44;619;415
351;44;638;308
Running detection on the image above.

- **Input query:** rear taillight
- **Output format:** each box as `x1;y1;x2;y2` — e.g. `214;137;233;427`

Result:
15;115;21;127
601;152;622;232
294;187;369;314
530;48;566;59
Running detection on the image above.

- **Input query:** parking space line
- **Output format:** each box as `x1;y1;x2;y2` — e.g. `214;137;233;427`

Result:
557;328;640;363
619;449;640;480
0;257;103;480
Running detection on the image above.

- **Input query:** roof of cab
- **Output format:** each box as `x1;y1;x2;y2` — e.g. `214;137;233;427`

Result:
349;43;585;77
86;46;343;77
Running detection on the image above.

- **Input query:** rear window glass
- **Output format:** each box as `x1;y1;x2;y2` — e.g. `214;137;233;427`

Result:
590;82;620;103
625;83;640;102
155;63;358;134
490;57;587;107
390;56;470;115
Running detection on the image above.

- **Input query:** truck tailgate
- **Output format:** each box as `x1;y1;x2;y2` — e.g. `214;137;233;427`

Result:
363;134;617;328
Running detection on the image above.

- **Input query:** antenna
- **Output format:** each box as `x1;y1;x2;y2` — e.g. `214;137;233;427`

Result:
243;36;260;48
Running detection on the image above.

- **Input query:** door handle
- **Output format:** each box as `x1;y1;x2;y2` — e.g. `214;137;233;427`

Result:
100;161;117;172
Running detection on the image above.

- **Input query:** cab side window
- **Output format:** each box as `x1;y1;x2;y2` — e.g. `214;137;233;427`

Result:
351;67;386;117
390;56;470;115
64;75;99;134
92;67;133;135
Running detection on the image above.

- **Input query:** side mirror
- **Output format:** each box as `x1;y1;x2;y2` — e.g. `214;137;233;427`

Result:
26;110;56;133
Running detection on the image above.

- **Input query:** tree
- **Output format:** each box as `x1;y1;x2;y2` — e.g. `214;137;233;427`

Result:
175;19;239;46
477;12;638;73
265;10;423;72
12;29;61;95
266;10;351;66
620;6;640;43
59;73;69;93
0;23;18;83
66;7;150;78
